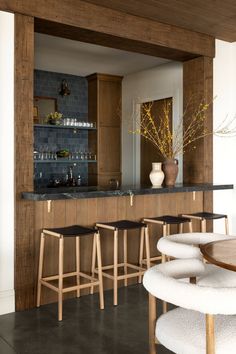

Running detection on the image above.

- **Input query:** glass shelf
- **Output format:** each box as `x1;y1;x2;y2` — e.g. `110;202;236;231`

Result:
34;124;96;131
34;159;97;163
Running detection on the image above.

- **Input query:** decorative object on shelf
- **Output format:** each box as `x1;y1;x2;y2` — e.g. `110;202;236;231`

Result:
162;159;178;187
59;79;71;96
47;111;63;125
149;162;164;187
56;149;70;158
131;99;236;186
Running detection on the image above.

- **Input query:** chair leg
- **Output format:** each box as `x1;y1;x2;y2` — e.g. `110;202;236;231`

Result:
201;219;207;232
123;230;128;287
113;229;118;306
178;223;183;233
96;232;104;310
90;234;97;295
58;236;64;321
76;237;80;298
162;224;167;237
206;314;215;354
225;216;229;235
139;226;145;283
145;227;151;269
37;232;45;307
167;224;170;235
149;294;157;354
189;220;193;233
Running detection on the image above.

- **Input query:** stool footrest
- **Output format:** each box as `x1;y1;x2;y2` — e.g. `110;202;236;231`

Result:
94;262;145;281
141;255;162;264
40;271;100;294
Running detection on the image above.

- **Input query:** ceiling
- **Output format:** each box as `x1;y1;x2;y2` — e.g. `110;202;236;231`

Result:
83;0;236;42
35;33;169;76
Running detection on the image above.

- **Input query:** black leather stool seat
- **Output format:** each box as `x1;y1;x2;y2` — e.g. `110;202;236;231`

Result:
44;225;96;237
147;215;191;224
97;219;146;230
186;212;227;220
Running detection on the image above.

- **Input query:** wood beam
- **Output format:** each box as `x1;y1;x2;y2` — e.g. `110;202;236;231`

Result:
15;14;35;310
183;56;213;223
0;0;215;60
183;56;213;184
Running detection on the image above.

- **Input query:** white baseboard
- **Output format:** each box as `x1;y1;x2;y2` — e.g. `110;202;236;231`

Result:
0;289;15;315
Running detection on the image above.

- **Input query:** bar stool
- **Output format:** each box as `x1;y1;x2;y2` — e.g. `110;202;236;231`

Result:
94;220;148;306
181;212;229;234
140;215;193;266
37;225;104;321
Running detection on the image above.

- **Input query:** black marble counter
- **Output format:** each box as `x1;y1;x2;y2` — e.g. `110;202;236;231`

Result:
22;183;233;201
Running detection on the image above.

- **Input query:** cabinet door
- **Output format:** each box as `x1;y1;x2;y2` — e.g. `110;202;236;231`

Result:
98;80;121;127
98;126;121;173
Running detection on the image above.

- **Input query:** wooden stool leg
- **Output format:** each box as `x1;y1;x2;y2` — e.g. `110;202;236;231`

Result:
139;227;145;283
37;232;45;307
58;236;64;321
189;220;193;233
90;234;96;295
167;224;170;235
201;219;207;232
145;227;151;269
139;226;145;267
178;223;183;233
76;237;80;298
225;216;229;235
123;230;128;287
206;314;215;354
96;232;104;310
149;294;157;354
163;224;167;237
113;229;118;306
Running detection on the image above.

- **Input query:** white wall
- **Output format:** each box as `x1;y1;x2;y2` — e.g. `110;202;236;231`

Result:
122;62;183;185
0;11;15;314
213;40;236;234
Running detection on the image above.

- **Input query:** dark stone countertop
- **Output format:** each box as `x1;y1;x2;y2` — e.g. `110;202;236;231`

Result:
21;183;234;201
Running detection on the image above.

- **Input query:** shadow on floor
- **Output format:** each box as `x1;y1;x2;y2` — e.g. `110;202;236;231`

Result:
0;284;172;354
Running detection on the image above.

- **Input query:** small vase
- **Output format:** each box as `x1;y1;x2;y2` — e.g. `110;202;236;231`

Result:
149;162;164;187
162;159;178;186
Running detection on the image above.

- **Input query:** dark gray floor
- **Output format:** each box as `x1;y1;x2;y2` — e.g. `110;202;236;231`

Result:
0;284;172;354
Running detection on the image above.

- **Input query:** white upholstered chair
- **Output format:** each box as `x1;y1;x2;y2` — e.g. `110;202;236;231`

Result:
157;232;236;287
143;259;236;354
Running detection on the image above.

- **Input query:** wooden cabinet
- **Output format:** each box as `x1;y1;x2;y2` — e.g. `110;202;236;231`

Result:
87;73;123;186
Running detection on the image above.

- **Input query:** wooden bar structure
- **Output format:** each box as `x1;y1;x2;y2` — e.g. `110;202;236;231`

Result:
0;0;215;310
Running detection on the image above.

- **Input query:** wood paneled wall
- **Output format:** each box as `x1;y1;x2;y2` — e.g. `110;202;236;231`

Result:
35;192;204;305
14;14;35;310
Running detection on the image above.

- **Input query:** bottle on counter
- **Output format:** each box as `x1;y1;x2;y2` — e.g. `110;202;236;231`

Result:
77;175;82;186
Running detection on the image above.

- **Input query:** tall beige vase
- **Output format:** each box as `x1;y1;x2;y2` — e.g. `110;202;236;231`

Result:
149;162;165;187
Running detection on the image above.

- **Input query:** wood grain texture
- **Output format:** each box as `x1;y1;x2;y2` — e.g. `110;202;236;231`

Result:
0;0;214;59
87;74;122;186
14;14;35;310
183;57;213;184
201;239;236;272
84;0;236;42
34;191;204;305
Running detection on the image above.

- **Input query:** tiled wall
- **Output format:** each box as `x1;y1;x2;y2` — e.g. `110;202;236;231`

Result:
34;70;89;188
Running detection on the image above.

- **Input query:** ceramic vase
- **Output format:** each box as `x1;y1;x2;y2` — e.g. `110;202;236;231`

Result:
149;162;164;187
162;158;178;186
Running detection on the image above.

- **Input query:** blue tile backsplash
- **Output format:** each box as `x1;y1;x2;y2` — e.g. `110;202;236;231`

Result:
34;70;89;188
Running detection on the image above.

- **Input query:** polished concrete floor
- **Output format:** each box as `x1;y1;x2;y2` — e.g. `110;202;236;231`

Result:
0;284;172;354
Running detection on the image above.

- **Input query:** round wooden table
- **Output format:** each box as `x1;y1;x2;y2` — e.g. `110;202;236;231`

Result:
200;239;236;272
